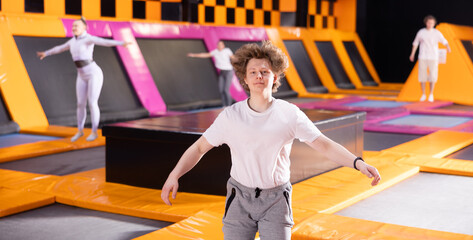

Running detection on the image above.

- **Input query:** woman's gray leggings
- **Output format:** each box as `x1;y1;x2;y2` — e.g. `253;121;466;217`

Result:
218;70;234;106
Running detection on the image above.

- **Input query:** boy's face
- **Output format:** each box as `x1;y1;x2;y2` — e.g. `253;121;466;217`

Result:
425;19;436;29
244;58;276;95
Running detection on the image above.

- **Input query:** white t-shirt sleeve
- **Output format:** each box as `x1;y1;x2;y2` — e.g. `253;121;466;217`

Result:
225;48;233;56
437;31;448;45
210;49;217;56
202;110;227;147
294;108;322;143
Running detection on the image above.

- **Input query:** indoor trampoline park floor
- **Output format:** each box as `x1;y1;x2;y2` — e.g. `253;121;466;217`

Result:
2;99;473;239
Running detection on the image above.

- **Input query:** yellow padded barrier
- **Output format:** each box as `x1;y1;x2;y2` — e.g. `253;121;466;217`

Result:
0;140;72;163
133;210;224;240
0;187;55;217
0;169;59;188
365;151;473;177
0;128;105;163
292;212;473;240
67;168;106;182
292;158;419;214
398;23;473;105
0;16;49;129
4;13;66;37
48;175;225;223
385;130;473;158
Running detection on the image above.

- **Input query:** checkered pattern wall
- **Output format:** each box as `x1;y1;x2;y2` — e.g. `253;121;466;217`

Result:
196;0;284;26
308;0;337;29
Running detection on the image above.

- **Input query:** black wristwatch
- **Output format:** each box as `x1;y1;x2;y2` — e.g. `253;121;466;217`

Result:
353;157;364;171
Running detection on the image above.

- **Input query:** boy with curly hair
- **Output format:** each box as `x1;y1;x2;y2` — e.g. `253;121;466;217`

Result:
161;41;381;240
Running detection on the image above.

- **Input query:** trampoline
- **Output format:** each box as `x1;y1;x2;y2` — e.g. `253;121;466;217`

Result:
381;114;473;128
315;41;355;89
447;144;473;160
335;173;473;235
0;92;20;135
0;133;60;148
283;40;328;93
343;41;378;86
344;100;408;108
136;38;222;111
0;203;171;240
14;36;149;127
461;40;473;63
0;147;105;175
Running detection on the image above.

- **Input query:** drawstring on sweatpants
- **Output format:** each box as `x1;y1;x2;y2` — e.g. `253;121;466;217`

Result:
255;187;262;198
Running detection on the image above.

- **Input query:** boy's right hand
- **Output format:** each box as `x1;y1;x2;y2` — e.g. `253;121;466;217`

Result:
161;177;179;206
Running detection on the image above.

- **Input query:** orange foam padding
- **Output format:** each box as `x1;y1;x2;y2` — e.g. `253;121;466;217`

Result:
49;175;225;223
0;16;49;129
4;13;66;37
20;125;81;138
398;23;473;105
385;130;473;158
0;187;55;217
292;212;473;240
0;128;104;163
365;150;473;177
67;168;106;182
133;210;224;240
291;158;419;214
0;140;72;163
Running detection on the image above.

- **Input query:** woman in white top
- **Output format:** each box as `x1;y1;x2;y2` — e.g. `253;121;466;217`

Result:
162;41;381;240
188;41;234;106
409;15;451;102
37;18;130;141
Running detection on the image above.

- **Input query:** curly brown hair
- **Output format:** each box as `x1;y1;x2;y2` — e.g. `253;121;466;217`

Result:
424;15;436;24
231;41;289;93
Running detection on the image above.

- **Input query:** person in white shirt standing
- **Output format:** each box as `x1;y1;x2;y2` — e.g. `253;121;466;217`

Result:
37;17;130;142
409;15;451;102
162;41;381;240
188;41;234;106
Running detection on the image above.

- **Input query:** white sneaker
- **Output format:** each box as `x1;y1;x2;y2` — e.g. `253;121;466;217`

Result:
420;94;426;101
86;132;98;141
71;132;84;142
428;95;434;102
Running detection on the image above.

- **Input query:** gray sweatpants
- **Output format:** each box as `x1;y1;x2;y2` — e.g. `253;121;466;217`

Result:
222;178;294;240
218;70;233;106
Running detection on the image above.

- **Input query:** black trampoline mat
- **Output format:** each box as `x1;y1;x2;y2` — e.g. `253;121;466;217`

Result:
0;203;171;240
439;103;473;112
0;147;105;176
315;41;355;89
447;144;473;161
461;40;473;64
14;36;148;127
283;40;327;93
136;38;222;111
0;91;20;135
364;131;423;151
343;41;378;86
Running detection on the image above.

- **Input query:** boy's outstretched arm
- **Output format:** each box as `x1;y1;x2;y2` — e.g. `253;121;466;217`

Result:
306;135;381;186
161;136;214;205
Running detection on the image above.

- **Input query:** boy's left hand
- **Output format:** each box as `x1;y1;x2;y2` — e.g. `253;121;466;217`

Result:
357;161;381;186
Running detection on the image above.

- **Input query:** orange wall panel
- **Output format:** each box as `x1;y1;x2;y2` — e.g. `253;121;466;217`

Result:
82;0;101;20
116;0;133;20
146;1;161;21
280;0;296;12
44;0;65;16
334;0;357;32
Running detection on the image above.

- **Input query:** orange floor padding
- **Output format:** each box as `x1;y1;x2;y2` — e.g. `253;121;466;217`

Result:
385;130;473;158
0;128;105;163
292;158;419;214
0;187;55;217
292;213;473;240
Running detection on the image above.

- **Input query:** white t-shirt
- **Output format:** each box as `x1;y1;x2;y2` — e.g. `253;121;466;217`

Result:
203;98;322;189
210;48;233;70
413;28;448;60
